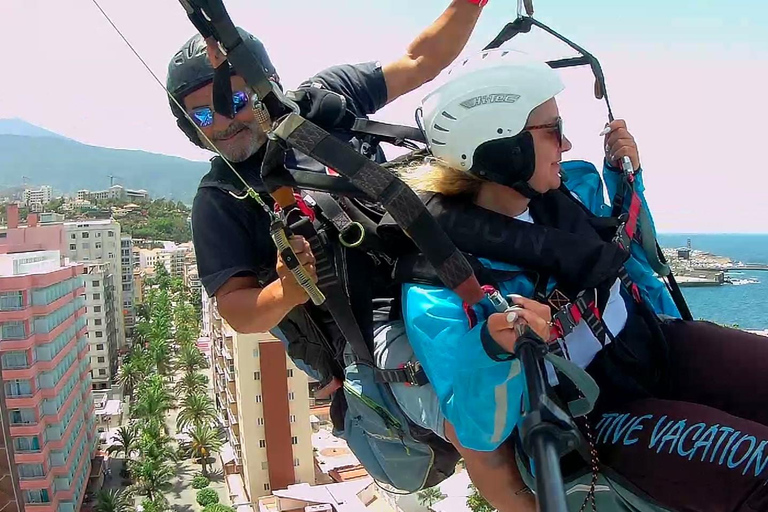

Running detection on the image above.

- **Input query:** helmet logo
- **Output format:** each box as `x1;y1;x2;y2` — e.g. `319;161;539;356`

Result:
460;93;520;109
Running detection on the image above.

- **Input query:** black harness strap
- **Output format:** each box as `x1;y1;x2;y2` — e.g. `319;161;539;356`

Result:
272;114;482;304
350;118;426;147
309;192;367;248
290;194;427;387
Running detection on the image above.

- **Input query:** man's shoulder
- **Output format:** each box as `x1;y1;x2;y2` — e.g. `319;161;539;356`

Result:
191;176;268;234
304;62;383;87
301;62;387;116
196;157;248;195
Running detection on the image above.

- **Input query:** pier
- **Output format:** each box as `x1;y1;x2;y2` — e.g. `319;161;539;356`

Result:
694;264;768;272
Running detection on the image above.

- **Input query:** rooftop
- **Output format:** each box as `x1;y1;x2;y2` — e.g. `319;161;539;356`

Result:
271;478;374;512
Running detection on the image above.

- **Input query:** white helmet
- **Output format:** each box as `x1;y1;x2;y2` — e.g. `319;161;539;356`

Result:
419;49;564;193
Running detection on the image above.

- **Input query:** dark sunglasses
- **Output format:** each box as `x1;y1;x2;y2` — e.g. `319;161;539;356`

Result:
189;91;250;128
525;116;564;147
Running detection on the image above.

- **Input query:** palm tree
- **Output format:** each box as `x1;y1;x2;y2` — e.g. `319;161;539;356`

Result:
174;302;197;330
106;425;139;460
133;320;152;347
176;344;208;374
176;393;217;433
94;488;134;512
132;377;174;423
148;337;173;377
118;360;144;401
135;302;151;324
188;423;224;476
136;417;174;458
175;371;208;398
418;487;446;509
175;323;197;347
130;457;174;504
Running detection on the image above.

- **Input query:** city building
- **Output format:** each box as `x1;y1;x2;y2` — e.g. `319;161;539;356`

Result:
0;412;24;512
22;187;52;210
82;263;119;390
119;237;135;339
205;296;314;505
0;210;95;511
137;244;192;280
62;221;125;349
75;186;149;203
0;209;67;256
132;269;145;309
184;264;200;295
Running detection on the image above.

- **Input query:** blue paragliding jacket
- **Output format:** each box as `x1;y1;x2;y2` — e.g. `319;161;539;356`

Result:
401;159;680;452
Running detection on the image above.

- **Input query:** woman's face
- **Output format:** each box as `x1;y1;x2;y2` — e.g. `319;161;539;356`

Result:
525;99;572;193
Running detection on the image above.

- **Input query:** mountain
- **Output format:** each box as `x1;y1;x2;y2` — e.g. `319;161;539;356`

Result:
0;118;69;140
0;120;209;203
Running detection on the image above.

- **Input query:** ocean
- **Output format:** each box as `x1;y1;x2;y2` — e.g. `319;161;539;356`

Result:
657;234;768;330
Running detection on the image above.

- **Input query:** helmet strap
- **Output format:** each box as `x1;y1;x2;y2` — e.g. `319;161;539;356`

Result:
512;181;541;199
212;60;235;118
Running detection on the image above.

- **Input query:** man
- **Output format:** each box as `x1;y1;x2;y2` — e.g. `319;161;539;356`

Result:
168;0;490;336
164;2;599;506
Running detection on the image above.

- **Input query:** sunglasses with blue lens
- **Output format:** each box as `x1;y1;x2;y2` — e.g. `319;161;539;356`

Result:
189;91;250;128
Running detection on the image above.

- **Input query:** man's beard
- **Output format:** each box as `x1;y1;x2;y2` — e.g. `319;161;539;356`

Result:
204;119;266;163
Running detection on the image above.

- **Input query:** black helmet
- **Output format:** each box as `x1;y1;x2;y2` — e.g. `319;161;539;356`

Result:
166;28;280;148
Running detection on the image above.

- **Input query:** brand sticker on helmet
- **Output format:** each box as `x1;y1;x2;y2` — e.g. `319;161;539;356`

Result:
459;93;521;109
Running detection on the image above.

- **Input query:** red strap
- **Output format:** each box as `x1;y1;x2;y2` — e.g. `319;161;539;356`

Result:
463;285;498;328
624;190;642;240
274;193;317;222
549;323;564;342
553;300;601;339
294;193;316;222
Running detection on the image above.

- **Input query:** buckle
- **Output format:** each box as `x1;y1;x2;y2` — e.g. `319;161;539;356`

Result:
399;361;427;387
339;222;366;248
612;213;630;250
552;307;577;337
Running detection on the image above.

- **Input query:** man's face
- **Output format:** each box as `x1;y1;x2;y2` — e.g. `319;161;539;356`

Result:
183;75;267;162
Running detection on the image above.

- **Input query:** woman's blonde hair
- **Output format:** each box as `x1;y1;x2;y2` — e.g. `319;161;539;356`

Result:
395;156;483;197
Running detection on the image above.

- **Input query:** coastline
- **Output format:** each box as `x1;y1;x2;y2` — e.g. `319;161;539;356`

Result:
662;246;765;287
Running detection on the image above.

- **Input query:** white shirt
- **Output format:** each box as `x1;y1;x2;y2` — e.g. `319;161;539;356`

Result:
515;208;628;374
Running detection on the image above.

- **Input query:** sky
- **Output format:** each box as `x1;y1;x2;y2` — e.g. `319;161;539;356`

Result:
1;0;767;233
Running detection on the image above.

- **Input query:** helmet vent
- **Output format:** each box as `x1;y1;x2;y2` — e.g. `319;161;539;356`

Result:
430;139;447;146
441;111;457;121
433;124;449;133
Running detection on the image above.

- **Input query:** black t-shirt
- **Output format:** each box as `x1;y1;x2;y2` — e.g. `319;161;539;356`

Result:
191;62;389;297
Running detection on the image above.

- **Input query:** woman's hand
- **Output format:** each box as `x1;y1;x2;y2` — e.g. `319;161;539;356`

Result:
487;295;553;354
602;119;640;171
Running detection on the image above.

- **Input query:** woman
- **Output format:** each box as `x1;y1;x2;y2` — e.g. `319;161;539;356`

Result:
380;50;768;512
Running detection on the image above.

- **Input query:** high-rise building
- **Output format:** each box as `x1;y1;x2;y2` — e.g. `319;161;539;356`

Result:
119;237;135;338
205;294;314;504
62;221;125;349
22;187;52;210
0;398;24;512
82;263;119;391
0;241;95;511
137;244;191;280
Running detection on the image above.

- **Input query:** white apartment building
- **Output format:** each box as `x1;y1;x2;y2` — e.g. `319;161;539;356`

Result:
83;262;120;390
63;220;126;349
